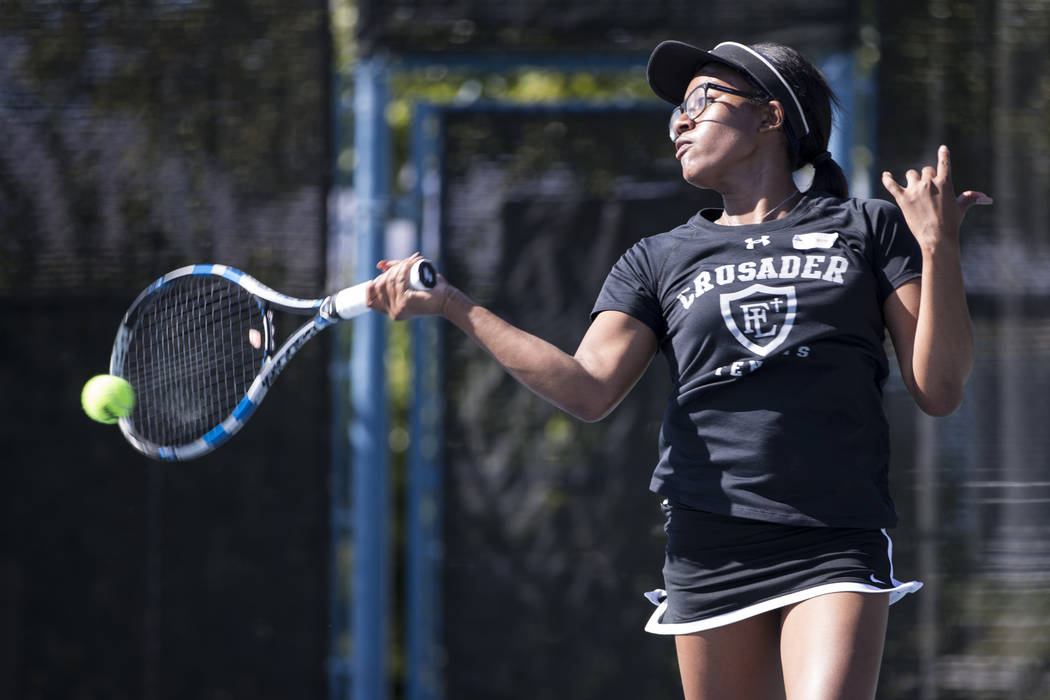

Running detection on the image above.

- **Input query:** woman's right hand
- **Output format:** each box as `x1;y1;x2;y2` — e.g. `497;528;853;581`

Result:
366;253;450;321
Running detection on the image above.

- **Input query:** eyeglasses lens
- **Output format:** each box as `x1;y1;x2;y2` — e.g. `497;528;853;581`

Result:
668;107;683;141
668;86;707;142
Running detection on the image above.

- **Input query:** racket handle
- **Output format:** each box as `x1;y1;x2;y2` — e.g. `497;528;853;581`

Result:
332;259;438;320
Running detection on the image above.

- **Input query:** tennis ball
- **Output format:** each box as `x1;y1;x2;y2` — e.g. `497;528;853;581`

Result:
81;374;136;425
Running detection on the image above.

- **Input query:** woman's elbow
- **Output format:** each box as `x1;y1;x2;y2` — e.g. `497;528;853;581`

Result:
563;390;621;423
915;382;965;417
567;402;614;424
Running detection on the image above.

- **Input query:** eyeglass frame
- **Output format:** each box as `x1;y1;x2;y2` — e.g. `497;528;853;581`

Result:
668;82;768;142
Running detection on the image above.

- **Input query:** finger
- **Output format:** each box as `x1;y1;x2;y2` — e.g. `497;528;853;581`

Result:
363;278;383;310
905;169;920;186
881;171;904;198
388;255;426;295
921;165;936;181
957;190;994;215
937;145;952;184
969;190;994;205
399;253;423;278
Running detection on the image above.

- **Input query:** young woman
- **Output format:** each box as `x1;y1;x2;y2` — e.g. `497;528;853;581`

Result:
367;40;992;700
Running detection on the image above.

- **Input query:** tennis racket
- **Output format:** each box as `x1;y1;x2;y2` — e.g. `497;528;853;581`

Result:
109;259;437;461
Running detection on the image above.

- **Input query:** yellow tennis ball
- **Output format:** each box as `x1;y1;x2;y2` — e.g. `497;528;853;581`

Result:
81;374;136;425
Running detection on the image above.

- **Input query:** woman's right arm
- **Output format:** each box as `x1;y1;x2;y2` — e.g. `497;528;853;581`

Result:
368;255;659;422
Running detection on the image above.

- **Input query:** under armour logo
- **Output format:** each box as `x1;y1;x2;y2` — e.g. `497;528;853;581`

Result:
745;236;770;249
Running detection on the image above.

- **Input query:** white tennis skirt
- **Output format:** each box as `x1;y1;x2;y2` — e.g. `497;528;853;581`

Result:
644;499;922;635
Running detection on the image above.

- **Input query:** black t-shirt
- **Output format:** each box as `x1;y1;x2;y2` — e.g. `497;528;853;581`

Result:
592;192;922;528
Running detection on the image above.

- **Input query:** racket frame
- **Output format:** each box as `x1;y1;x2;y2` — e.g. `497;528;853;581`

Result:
110;261;433;460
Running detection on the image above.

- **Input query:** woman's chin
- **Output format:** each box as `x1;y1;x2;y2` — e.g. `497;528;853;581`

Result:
680;167;719;191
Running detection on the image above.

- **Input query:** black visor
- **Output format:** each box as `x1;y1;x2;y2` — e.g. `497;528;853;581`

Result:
647;40;810;139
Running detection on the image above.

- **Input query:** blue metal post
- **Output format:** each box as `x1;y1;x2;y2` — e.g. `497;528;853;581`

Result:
328;66;354;700
350;56;391;700
406;102;445;700
820;51;858;193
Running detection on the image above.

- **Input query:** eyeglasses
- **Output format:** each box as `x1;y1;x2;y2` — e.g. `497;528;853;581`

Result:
668;82;766;142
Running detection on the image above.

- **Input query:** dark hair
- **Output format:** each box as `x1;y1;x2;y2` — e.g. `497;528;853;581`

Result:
751;42;849;198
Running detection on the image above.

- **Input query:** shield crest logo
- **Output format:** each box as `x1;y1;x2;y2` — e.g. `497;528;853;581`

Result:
719;284;797;357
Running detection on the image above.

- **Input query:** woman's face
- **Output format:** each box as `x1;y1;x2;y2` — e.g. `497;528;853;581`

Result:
672;64;768;190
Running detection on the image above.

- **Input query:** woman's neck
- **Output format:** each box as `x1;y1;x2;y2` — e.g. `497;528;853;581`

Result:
716;187;802;226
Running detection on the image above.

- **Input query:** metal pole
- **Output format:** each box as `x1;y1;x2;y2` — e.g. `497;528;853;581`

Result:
328;61;354;700
915;14;948;697
820;52;855;188
350;56;391;700
406;102;445;700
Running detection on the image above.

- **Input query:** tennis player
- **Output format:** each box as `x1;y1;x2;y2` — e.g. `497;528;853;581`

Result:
369;40;992;700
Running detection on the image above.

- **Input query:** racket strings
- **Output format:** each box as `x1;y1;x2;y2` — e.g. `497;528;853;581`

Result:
118;276;268;447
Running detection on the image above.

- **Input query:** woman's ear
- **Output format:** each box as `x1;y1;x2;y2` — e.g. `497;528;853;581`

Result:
759;100;786;132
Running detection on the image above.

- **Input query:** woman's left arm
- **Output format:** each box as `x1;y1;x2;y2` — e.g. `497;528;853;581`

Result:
881;145;994;417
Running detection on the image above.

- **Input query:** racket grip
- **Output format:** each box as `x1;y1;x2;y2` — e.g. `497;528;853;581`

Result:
332;259;438;320
333;283;369;319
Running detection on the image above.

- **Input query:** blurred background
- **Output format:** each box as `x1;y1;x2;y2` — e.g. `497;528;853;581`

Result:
2;1;1048;698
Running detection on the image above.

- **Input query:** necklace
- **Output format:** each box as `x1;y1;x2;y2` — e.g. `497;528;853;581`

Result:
760;189;801;222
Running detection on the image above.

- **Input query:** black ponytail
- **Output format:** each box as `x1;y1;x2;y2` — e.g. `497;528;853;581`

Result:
809;150;850;199
752;42;850;198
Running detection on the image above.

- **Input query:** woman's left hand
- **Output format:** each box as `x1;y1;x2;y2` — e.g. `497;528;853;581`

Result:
881;145;993;250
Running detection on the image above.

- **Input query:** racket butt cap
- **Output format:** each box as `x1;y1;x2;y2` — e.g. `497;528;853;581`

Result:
410;259;437;290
